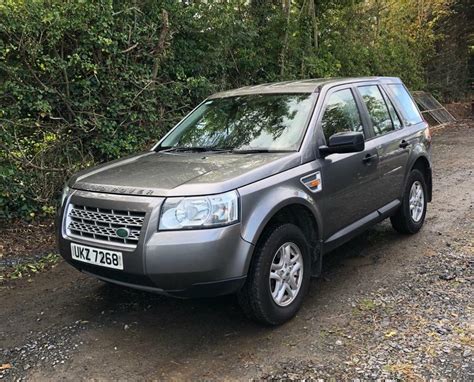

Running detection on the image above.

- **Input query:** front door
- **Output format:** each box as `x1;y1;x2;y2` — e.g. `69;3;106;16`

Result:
316;87;380;240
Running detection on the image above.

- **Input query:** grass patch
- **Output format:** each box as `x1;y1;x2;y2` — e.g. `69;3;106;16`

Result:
358;298;377;311
2;253;60;281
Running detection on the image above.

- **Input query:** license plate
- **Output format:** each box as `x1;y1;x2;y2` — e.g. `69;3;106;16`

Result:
71;243;123;270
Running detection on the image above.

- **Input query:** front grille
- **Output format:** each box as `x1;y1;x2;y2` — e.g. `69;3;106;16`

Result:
67;204;146;247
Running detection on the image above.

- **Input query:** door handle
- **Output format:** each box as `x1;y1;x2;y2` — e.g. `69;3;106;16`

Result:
362;153;378;163
399;140;410;149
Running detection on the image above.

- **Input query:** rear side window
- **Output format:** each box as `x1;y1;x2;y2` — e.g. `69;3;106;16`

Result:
358;85;394;136
381;88;402;129
388;84;423;125
321;89;363;140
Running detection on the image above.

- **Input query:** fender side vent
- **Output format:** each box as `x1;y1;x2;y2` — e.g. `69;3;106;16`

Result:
301;171;322;193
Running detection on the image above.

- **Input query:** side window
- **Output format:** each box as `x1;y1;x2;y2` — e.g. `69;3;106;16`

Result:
388;84;423;125
321;89;363;140
358;85;394;136
381;88;402;129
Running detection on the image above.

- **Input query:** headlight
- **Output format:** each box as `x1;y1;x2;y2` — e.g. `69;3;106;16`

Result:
61;184;70;206
159;190;239;230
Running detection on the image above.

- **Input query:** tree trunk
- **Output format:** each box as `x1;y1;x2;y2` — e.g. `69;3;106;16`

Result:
151;10;170;82
308;0;318;51
280;0;291;77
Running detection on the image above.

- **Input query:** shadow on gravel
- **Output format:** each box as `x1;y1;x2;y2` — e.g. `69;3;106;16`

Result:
1;213;431;380
323;220;402;271
73;219;404;332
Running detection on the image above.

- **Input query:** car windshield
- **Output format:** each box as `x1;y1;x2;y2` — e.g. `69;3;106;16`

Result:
159;93;316;152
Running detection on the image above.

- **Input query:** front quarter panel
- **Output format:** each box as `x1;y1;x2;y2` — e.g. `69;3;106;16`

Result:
238;162;324;246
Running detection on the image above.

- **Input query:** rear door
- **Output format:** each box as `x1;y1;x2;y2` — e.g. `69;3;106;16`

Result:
316;86;380;239
355;83;409;207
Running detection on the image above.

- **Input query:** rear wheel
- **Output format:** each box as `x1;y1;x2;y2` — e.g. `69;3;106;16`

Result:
237;223;311;325
391;169;427;234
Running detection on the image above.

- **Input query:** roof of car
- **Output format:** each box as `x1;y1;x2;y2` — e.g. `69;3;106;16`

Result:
209;76;402;98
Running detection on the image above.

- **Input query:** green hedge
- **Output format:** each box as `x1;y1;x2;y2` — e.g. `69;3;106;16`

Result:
0;0;461;220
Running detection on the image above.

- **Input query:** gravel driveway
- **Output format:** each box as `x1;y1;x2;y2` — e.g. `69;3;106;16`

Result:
1;120;473;381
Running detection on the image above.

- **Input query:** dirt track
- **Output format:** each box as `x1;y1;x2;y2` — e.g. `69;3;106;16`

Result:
1;121;473;380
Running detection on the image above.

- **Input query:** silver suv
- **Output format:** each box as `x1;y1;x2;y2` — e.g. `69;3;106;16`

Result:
58;77;432;325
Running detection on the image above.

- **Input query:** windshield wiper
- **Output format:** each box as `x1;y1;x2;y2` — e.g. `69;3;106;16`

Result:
159;146;232;153
157;146;295;154
231;149;295;154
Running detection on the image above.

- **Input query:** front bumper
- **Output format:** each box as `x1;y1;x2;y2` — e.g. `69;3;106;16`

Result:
58;190;253;297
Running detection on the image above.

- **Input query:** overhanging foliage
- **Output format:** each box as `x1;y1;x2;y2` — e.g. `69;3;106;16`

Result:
0;0;471;220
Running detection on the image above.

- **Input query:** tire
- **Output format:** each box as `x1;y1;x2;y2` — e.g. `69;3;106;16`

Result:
237;223;311;326
390;169;428;234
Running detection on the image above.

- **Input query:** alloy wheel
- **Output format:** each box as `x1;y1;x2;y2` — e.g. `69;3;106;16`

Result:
409;180;424;222
269;242;304;307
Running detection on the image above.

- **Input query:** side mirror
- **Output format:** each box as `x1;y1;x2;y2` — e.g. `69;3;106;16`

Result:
319;131;365;156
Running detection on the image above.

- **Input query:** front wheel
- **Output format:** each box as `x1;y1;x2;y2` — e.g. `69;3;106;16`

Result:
237;223;311;325
391;169;428;234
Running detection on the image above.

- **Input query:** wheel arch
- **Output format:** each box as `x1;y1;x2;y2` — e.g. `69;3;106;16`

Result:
240;192;323;275
409;155;432;202
259;203;320;248
241;194;322;244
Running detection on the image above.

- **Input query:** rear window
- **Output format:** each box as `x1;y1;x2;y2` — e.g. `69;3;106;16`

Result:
388;84;423;125
381;87;402;129
358;85;394;136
